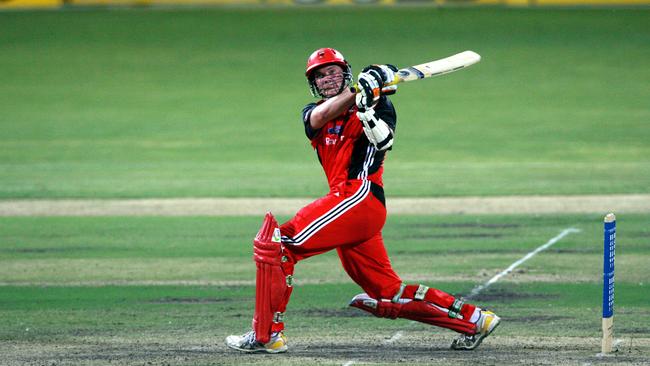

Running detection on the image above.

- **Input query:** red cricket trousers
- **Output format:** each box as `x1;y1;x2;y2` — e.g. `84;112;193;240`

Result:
280;179;403;300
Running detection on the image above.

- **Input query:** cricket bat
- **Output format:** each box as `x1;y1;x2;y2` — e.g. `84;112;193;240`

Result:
387;50;481;86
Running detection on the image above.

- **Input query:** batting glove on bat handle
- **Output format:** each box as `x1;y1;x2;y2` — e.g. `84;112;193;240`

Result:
355;72;381;111
381;64;400;93
353;64;399;96
351;84;398;96
362;64;398;85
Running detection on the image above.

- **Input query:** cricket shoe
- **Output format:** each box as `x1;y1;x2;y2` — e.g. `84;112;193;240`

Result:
450;310;501;351
225;330;288;354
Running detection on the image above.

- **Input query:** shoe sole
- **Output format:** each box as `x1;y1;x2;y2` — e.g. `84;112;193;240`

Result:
225;341;288;354
451;317;501;351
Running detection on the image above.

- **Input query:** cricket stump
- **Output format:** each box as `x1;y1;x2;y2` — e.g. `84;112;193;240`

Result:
602;213;616;354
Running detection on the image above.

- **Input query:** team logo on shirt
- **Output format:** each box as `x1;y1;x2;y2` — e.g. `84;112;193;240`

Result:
325;124;343;145
327;125;342;135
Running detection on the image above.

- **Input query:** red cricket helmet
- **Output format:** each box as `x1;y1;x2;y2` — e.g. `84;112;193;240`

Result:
305;48;353;98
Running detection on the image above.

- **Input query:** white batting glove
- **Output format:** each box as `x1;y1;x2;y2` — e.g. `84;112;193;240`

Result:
355;72;381;111
381;84;398;95
357;109;394;151
362;64;397;85
363;64;399;95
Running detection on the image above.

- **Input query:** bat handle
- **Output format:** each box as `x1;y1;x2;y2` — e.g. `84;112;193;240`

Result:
350;76;402;94
384;76;402;87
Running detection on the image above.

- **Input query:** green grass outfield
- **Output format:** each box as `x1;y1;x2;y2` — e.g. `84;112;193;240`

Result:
1;214;649;364
1;7;649;198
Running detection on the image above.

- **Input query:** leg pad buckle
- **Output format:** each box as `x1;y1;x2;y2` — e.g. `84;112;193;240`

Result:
448;298;464;319
414;285;429;301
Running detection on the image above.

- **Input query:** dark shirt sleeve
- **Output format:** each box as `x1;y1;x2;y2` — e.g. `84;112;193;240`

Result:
374;96;397;132
302;102;319;140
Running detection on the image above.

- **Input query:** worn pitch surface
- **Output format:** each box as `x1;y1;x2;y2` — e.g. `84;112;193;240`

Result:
1;213;649;365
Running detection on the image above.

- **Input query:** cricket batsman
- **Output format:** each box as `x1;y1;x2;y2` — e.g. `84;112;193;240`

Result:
225;48;500;353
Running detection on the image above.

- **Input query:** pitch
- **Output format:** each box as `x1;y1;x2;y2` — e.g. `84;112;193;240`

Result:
1;213;649;364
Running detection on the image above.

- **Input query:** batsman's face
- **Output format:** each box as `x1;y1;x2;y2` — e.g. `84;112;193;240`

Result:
314;65;345;98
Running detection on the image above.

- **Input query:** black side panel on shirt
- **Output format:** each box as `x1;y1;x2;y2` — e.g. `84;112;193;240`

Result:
374;96;397;132
302;102;319;140
347;145;387;179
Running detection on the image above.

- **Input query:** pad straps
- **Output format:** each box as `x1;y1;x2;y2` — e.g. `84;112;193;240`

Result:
448;298;465;319
394;283;466;319
391;283;406;303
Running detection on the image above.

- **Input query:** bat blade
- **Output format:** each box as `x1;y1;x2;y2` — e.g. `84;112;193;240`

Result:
389;50;481;85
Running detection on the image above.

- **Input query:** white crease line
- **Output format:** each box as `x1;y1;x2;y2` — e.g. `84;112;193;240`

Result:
467;227;581;299
342;361;355;366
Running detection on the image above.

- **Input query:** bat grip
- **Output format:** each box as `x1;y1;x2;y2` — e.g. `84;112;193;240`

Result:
384;76;401;87
350;76;401;94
